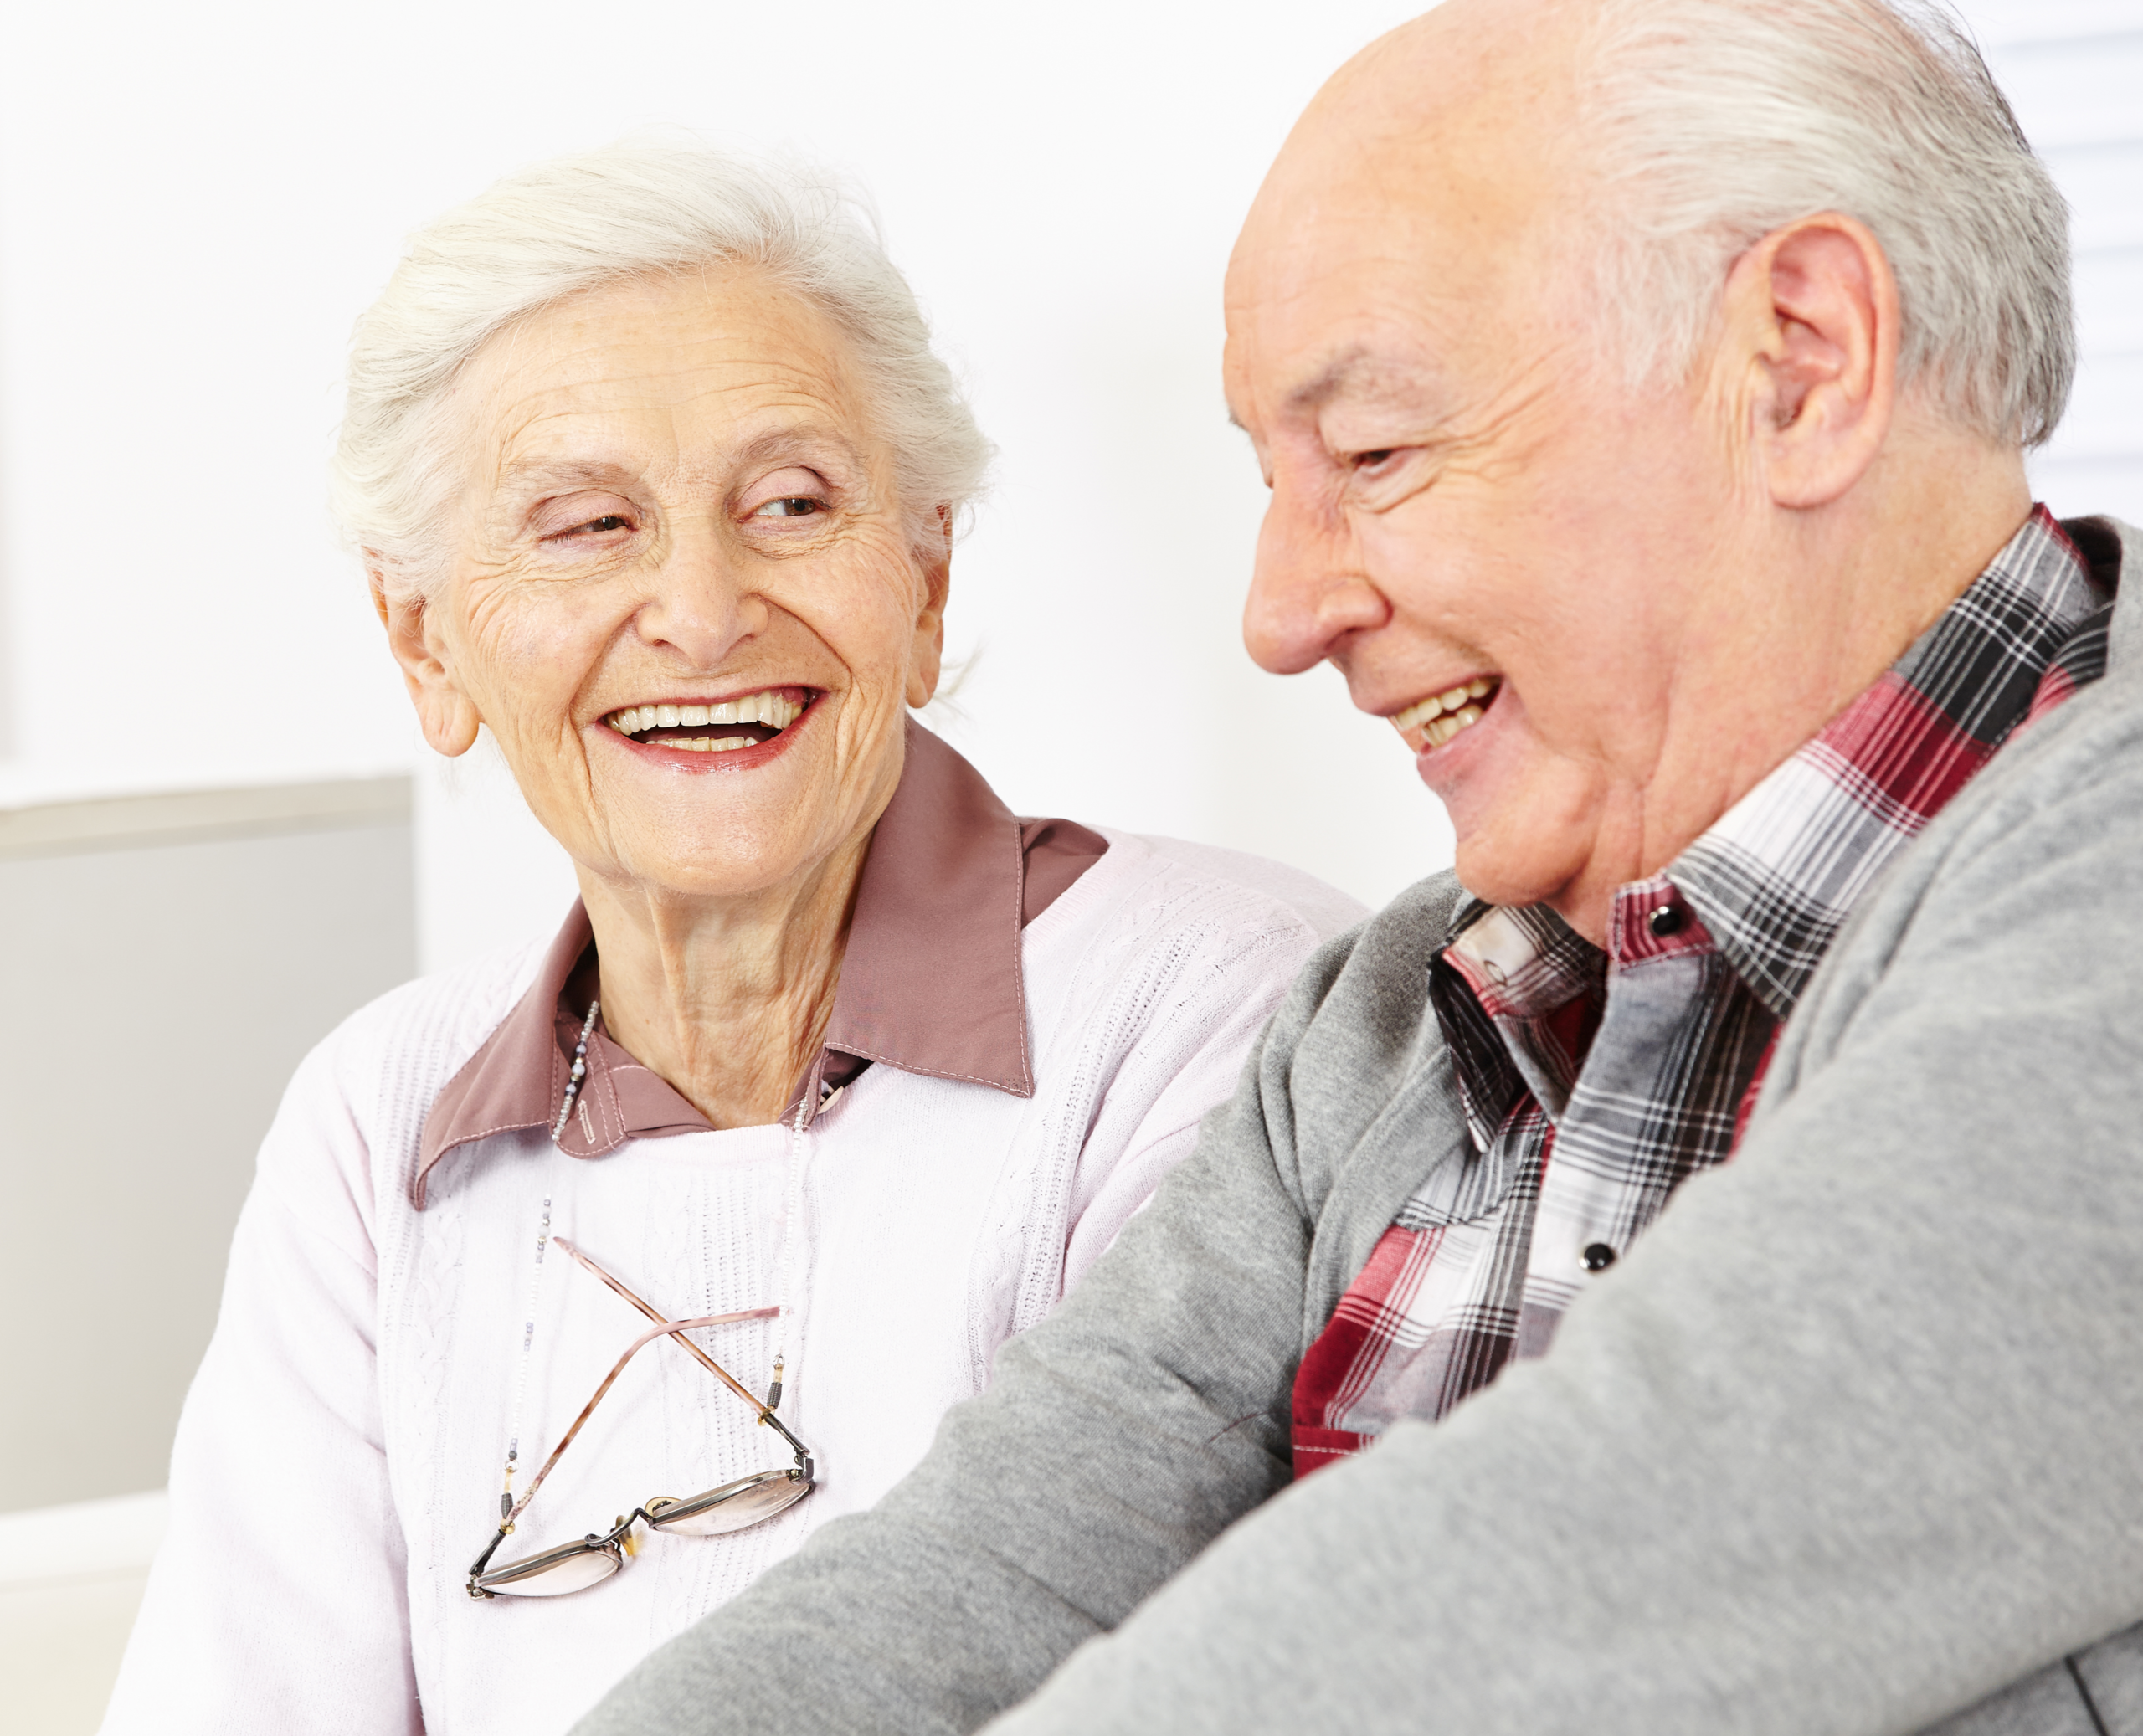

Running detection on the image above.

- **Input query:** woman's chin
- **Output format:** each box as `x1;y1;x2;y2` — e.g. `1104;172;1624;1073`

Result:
575;719;876;903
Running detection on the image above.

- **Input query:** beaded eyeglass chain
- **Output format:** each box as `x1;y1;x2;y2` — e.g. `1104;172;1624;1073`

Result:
497;997;601;1526
551;999;600;1142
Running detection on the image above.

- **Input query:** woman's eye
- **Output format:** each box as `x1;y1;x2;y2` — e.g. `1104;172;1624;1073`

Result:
544;513;632;542
1351;449;1397;471
753;496;823;519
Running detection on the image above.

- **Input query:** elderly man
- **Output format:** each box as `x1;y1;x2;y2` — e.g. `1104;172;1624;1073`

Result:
575;1;2143;1733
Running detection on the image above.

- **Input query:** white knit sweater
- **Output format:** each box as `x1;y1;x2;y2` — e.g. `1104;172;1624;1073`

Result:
102;832;1361;1736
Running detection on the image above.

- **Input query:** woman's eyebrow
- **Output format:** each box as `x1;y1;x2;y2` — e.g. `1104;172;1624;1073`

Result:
726;420;866;473
491;424;866;501
490;456;643;501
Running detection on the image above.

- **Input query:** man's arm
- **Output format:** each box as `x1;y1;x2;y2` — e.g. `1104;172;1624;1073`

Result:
961;690;2143;1735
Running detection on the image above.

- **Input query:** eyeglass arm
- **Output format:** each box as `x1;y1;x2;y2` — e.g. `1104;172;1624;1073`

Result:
555;1235;786;1419
504;1310;769;1529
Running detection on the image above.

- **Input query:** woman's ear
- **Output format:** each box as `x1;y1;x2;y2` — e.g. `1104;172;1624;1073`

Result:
369;557;483;756
904;511;953;709
1722;212;1899;510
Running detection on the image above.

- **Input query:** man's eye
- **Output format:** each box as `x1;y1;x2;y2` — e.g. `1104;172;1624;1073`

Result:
754;496;823;519
1351;449;1397;470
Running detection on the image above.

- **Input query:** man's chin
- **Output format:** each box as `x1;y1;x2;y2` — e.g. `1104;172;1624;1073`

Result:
1437;789;1601;917
1449;844;1565;913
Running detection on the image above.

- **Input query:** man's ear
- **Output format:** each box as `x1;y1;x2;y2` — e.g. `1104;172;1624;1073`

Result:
1724;212;1899;510
368;557;482;756
904;508;953;709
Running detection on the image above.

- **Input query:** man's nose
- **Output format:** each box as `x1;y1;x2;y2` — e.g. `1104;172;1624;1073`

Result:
635;518;769;667
1241;475;1390;675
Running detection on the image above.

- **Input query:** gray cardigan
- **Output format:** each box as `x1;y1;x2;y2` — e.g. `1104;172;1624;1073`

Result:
579;518;2143;1736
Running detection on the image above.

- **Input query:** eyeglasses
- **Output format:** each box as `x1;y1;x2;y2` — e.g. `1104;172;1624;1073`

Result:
465;1236;815;1600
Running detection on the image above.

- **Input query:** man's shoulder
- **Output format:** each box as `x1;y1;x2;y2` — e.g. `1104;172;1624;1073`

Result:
1236;871;1474;1266
1770;577;2143;1112
1267;868;1466;1064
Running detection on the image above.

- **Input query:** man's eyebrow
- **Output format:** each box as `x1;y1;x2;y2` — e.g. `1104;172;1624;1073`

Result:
1223;349;1378;435
1286;350;1374;414
1228;352;1447;438
1296;348;1451;419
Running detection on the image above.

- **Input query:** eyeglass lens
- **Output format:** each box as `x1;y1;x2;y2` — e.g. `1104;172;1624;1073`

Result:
477;1542;624;1598
645;1472;809;1537
478;1471;809;1595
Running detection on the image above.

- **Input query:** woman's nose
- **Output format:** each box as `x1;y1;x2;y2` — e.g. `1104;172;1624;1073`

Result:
634;521;770;667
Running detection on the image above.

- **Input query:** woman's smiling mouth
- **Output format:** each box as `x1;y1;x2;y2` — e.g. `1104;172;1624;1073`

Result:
604;686;814;754
1391;676;1500;750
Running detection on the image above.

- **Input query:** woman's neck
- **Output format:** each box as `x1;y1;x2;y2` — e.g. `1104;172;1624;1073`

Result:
577;832;872;1129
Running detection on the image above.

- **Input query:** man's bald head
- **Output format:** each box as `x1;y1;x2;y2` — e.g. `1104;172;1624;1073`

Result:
1259;0;1583;213
1223;0;2068;937
1231;0;1588;413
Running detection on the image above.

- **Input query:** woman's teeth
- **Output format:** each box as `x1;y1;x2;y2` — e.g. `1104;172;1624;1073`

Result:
604;690;805;752
1392;678;1498;748
650;734;758;753
608;692;803;734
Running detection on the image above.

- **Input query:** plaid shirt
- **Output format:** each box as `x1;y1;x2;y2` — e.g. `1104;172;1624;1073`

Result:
1293;508;2112;1474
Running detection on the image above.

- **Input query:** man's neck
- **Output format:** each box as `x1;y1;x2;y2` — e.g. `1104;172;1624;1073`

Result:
1548;429;2034;944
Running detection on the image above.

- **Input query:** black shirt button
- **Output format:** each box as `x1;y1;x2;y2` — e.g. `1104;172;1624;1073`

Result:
1647;902;1686;937
1581;1242;1617;1272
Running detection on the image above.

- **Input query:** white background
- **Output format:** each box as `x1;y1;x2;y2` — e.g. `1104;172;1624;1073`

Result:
1;0;2135;973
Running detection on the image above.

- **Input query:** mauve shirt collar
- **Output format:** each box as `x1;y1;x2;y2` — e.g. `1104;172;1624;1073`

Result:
411;721;1106;1207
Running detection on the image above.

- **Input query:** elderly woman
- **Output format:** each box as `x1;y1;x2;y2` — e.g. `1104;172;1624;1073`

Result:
101;142;1359;1736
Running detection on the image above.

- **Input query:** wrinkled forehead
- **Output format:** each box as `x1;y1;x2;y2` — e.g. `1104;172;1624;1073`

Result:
451;268;872;484
1223;187;1562;438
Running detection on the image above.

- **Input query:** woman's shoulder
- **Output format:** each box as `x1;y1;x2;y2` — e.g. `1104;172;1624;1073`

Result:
239;935;555;1255
1041;828;1369;952
1015;829;1370;1035
276;935;553;1148
1118;832;1369;942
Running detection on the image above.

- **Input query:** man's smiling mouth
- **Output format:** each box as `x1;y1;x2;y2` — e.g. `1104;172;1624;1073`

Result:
604;686;812;753
1392;677;1500;749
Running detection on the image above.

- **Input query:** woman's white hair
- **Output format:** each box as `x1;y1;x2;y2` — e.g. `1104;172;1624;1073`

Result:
1578;0;2073;446
330;138;992;596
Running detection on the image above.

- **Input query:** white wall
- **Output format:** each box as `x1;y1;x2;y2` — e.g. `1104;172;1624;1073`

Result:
1;1;2135;975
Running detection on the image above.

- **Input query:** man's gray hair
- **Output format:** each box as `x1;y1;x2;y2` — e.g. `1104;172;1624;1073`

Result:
330;139;991;596
1580;0;2073;446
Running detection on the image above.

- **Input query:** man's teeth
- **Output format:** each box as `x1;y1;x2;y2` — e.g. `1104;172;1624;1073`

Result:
1393;678;1497;747
604;691;804;738
1422;706;1486;747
